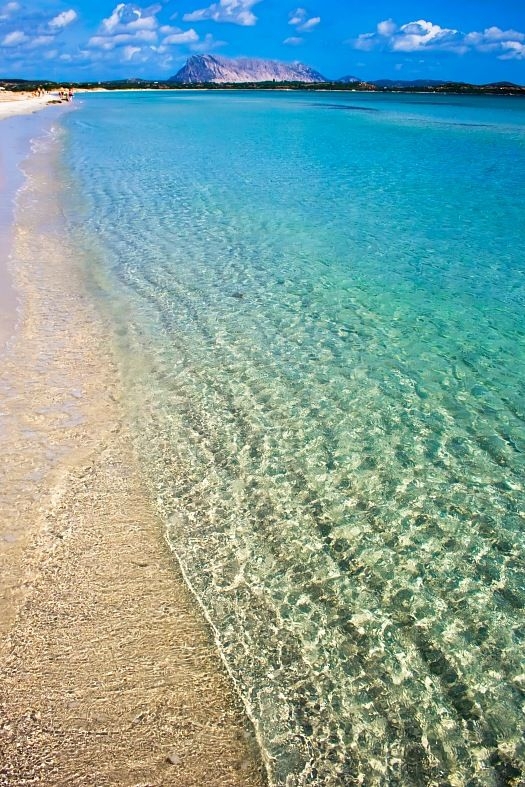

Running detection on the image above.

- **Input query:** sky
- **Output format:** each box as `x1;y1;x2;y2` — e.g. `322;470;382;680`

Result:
0;0;524;83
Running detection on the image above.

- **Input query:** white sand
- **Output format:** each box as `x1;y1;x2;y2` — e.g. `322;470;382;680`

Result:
0;91;59;120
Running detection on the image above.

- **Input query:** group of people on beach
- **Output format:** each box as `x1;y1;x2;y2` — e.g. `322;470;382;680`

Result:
58;88;74;101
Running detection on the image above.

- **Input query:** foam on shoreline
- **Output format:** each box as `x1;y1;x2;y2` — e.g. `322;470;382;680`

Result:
0;102;265;786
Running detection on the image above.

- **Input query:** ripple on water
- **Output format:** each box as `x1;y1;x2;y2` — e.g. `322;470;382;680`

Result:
62;91;525;786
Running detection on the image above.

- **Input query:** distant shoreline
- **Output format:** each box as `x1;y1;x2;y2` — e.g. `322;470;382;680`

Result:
2;80;525;97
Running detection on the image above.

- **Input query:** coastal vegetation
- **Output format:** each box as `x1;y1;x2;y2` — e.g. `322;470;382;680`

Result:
1;76;524;95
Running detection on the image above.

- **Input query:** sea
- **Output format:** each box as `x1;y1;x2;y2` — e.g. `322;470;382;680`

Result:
53;90;525;785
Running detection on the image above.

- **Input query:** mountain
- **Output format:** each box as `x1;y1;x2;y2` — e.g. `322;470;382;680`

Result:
335;75;361;84
170;55;325;84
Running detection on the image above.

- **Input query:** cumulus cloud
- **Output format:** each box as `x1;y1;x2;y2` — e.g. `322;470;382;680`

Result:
183;0;261;27
83;2;208;67
122;44;141;60
354;19;463;53
499;41;525;60
49;9;78;30
2;29;27;46
288;8;305;25
300;16;319;32
102;3;136;32
376;19;396;37
0;4;79;59
89;28;156;50
0;6;80;62
288;7;319;33
163;27;199;44
0;1;19;20
101;3;159;33
88;3;161;51
464;26;525;59
188;32;226;52
284;36;303;46
28;34;55;48
352;18;525;60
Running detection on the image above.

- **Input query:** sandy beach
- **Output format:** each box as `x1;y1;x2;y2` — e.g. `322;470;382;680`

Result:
0;92;61;346
0;99;265;784
0;91;55;120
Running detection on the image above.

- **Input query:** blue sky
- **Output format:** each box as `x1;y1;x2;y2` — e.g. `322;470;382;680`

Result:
0;0;524;82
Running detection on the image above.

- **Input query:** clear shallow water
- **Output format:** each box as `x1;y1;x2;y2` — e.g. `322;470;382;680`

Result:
61;91;525;786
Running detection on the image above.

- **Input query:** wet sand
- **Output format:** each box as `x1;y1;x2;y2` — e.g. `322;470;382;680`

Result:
0;106;266;784
0;93;57;349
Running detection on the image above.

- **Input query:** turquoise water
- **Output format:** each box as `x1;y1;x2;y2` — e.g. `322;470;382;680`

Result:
61;91;524;786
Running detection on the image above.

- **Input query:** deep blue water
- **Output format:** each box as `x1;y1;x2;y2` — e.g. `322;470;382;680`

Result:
60;91;525;786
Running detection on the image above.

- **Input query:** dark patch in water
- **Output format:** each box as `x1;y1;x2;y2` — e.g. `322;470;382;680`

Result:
451;122;492;128
315;103;379;113
416;636;481;722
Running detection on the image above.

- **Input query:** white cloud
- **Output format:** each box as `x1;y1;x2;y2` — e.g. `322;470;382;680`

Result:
377;19;397;37
126;15;157;31
352;18;525;60
0;1;19;19
89;3;160;50
102;3;133;32
288;7;319;33
3;1;19;10
189;32;226;51
101;3;158;33
29;35;55;48
89;29;156;49
288;8;306;26
163;28;199;44
464;26;525;60
393;20;461;52
183;0;261;27
284;36;303;46
49;9;78;29
464;26;525;46
299;16;319;32
87;35;114;50
2;30;28;46
122;44;141;60
498;40;525;60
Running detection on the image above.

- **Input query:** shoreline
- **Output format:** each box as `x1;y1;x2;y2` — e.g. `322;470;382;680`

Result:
0;93;65;352
0;101;266;785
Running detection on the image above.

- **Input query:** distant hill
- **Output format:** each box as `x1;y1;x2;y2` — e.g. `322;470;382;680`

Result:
170;55;326;84
482;81;521;89
371;79;447;88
